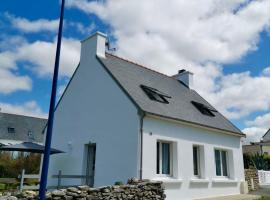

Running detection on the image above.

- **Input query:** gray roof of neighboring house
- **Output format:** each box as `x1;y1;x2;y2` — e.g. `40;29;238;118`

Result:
0;112;47;143
98;53;244;136
263;129;270;142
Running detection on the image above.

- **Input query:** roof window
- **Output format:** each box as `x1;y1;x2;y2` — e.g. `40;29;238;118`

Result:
7;127;15;133
191;101;216;117
141;85;171;104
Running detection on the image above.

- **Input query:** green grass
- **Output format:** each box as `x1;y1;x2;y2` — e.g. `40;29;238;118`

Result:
254;197;270;200
0;183;5;190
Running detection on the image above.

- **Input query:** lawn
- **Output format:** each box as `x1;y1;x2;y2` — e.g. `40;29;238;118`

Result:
255;197;270;200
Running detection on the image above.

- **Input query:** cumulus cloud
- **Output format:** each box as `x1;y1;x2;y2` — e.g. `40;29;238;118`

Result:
68;21;96;35
0;37;80;78
205;72;270;119
246;113;270;129
68;0;270;120
262;67;270;76
5;12;59;33
0;101;47;118
242;126;267;143
241;112;270;143
0;69;32;94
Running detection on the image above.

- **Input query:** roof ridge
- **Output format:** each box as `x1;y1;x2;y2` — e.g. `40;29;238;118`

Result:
105;53;174;79
0;112;47;120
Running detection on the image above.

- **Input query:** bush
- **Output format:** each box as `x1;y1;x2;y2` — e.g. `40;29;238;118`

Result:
0;152;41;178
244;153;270;170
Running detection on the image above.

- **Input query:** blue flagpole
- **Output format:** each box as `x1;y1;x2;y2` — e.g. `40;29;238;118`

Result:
39;0;65;199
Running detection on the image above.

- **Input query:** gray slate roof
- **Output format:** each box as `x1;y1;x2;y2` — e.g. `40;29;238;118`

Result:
98;53;243;136
0;112;47;143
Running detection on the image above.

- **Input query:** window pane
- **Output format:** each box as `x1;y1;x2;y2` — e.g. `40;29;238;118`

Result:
157;142;160;174
215;150;221;176
193;146;199;176
162;143;170;174
221;151;228;176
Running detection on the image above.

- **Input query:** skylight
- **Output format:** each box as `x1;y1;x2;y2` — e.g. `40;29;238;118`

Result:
141;85;171;104
191;101;216;117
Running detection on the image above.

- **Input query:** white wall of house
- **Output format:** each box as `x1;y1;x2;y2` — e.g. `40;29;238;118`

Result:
47;33;140;188
142;115;245;200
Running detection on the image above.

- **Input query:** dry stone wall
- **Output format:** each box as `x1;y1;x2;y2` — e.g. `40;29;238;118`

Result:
0;179;166;200
244;168;259;191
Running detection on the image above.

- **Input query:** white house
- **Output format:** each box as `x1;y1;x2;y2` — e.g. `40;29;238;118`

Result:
47;32;246;200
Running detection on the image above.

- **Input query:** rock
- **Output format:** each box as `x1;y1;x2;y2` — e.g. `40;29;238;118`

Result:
77;186;90;191
51;190;65;197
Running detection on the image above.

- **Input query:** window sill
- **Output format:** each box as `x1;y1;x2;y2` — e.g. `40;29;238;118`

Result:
212;178;238;183
190;178;210;183
152;177;183;183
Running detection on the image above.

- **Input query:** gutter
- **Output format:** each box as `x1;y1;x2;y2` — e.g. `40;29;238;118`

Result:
138;110;145;180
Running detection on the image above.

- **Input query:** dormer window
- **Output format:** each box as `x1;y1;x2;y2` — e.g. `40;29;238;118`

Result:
7;127;15;133
191;101;216;117
141;85;171;104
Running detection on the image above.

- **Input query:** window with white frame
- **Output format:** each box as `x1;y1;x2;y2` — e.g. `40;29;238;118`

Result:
156;141;172;175
193;145;200;177
215;149;228;177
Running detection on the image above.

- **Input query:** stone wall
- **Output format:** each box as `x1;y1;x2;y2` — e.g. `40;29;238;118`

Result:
245;168;259;191
1;179;165;200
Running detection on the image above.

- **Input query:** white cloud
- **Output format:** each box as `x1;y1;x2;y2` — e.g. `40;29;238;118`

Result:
242;126;267;143
68;21;96;35
246;113;270;129
57;84;67;100
0;69;32;94
5;12;59;33
262;67;270;76
0;37;80;78
242;112;270;143
0;101;47;118
68;0;270;120
205;72;270;119
0;35;32;94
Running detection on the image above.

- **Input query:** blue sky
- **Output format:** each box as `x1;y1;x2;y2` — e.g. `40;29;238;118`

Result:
0;0;270;142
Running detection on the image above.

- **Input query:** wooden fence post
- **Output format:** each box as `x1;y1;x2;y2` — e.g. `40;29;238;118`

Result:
57;170;62;189
20;169;25;192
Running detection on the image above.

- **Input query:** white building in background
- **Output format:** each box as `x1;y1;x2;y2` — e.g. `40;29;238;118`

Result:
47;32;246;200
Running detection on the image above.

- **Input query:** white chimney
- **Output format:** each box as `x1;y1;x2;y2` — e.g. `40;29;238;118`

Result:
80;32;107;61
176;69;193;89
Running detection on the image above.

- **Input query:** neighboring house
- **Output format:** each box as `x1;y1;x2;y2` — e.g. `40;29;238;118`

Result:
0;111;47;157
47;32;246;200
243;129;270;155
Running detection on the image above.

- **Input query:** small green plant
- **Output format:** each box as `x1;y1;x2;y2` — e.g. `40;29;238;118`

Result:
114;181;124;185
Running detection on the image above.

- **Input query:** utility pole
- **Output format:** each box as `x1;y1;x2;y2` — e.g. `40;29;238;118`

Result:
39;0;65;199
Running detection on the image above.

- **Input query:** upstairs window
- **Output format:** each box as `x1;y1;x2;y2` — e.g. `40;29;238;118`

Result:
7;127;15;133
191;101;216;117
141;85;171;104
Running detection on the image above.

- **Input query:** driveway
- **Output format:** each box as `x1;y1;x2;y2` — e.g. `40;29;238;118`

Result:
198;194;261;200
250;188;270;196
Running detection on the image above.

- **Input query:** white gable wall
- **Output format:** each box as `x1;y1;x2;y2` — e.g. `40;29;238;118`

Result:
47;34;140;188
142;115;244;200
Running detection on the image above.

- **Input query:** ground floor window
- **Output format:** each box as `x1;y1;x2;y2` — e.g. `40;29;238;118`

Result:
193;145;200;177
157;141;172;175
215;149;228;177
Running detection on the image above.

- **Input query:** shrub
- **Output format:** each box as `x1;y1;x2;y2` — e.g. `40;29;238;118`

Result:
0;152;41;178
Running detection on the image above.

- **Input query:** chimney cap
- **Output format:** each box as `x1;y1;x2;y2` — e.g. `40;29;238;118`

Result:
178;69;193;75
81;31;107;43
178;69;186;74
